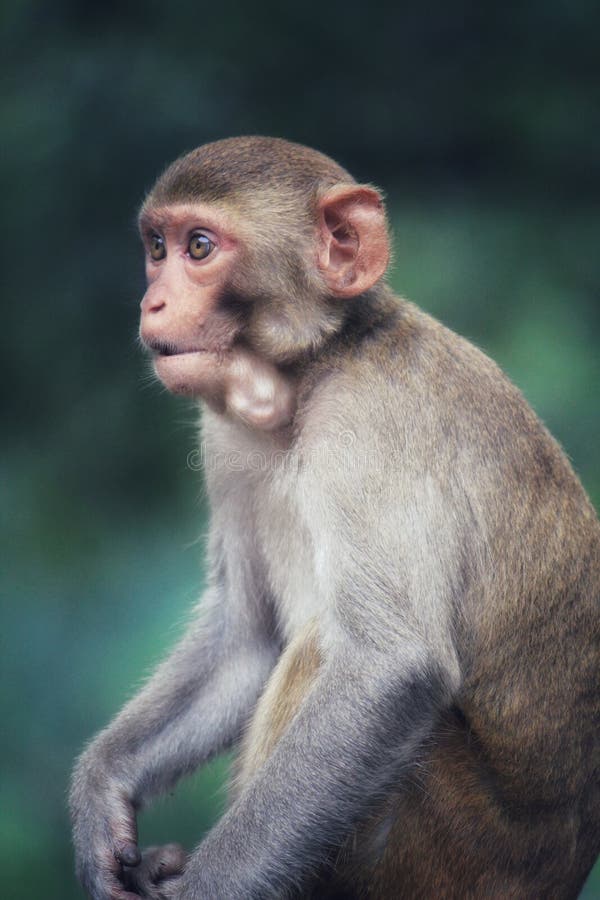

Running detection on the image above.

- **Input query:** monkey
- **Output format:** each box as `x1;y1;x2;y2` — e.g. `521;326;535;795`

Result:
69;136;600;900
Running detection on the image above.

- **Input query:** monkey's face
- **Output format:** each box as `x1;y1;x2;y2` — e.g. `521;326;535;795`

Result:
139;202;244;400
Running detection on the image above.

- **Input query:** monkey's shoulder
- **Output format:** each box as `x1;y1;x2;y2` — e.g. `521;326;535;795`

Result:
324;299;543;425
298;297;595;515
339;297;526;410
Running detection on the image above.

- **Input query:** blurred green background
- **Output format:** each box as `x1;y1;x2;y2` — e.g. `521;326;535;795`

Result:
2;1;599;897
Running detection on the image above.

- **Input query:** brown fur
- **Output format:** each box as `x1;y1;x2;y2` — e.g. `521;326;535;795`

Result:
71;137;600;900
145;140;600;896
234;620;323;792
236;299;600;897
143;136;354;208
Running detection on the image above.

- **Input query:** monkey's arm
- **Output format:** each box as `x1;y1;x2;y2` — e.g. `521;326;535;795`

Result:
70;569;278;900
166;637;454;900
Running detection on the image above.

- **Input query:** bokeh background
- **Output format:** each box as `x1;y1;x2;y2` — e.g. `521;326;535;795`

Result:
2;2;599;897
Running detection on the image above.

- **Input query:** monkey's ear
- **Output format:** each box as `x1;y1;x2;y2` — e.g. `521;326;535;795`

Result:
317;185;389;298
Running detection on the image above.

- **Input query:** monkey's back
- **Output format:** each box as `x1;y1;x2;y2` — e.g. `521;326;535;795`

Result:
306;299;600;897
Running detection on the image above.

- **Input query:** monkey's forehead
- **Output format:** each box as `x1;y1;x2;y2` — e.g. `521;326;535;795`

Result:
144;136;356;207
139;201;226;227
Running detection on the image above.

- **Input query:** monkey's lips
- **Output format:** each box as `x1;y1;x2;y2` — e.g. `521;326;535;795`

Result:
146;338;210;358
148;340;229;396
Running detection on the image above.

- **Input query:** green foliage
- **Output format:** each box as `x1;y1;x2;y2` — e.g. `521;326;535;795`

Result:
1;2;599;896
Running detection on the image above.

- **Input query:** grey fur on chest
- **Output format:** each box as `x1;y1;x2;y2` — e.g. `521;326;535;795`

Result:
202;412;325;642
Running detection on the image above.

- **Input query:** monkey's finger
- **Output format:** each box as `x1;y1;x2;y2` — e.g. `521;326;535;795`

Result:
123;843;187;893
115;840;142;867
154;843;187;877
109;888;142;900
78;850;141;900
96;866;141;900
109;889;142;900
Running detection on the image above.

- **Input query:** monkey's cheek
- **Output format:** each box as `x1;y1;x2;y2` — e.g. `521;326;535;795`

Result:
227;379;294;431
153;353;223;396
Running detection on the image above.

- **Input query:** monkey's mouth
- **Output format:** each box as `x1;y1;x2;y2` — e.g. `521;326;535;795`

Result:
146;339;209;357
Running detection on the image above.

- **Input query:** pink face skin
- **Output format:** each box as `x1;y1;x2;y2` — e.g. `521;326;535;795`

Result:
139;203;296;431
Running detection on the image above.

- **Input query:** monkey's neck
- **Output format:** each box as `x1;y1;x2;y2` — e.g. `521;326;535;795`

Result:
299;283;401;368
286;284;403;417
219;286;402;435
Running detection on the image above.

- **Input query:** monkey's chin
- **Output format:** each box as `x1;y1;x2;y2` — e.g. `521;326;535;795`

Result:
153;347;296;431
153;351;224;397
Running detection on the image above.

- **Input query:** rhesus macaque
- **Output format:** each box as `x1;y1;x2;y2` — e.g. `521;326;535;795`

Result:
70;137;600;900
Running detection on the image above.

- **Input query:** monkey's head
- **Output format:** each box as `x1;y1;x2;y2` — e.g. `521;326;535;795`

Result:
139;136;390;430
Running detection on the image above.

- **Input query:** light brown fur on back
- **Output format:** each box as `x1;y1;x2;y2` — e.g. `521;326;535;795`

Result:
234;620;323;792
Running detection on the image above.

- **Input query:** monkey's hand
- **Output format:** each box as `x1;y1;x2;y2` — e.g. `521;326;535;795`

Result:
122;844;187;899
70;749;142;900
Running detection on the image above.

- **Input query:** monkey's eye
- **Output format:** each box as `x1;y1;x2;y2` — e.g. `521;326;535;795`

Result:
149;234;166;261
188;233;214;260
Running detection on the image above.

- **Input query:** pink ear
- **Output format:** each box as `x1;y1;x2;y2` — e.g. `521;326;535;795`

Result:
317;185;389;298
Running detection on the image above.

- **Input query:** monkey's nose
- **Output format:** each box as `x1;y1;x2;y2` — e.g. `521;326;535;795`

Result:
141;293;167;313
